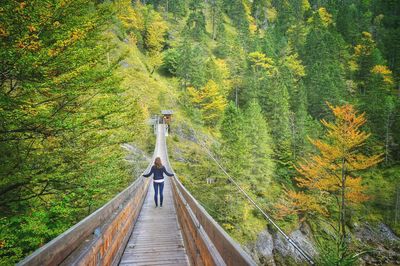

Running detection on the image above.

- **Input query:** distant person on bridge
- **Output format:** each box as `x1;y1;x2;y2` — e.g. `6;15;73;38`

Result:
143;157;174;208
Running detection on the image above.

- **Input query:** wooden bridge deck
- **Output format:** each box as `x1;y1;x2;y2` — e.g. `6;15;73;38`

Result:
119;125;190;266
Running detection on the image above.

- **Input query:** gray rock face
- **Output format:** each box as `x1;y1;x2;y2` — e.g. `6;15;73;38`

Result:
174;122;197;142
173;147;187;163
378;223;400;243
119;60;131;68
255;230;275;266
273;227;317;264
355;222;400;265
250;225;316;265
355;222;400;245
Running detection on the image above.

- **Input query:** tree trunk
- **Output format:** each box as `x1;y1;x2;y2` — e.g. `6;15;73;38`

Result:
211;0;216;40
235;87;238;108
340;158;347;242
385;110;391;163
395;186;400;225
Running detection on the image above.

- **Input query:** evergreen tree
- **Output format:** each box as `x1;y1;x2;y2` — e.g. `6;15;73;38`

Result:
185;0;207;40
246;50;293;170
351;32;396;162
372;0;400;81
243;100;275;186
210;0;224;40
302;8;348;119
335;0;371;44
272;0;310;33
169;0;187;19
176;38;207;88
224;0;249;35
219;102;251;179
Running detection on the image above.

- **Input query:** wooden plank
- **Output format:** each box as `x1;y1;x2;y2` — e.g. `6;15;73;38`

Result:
59;177;150;266
120;128;189;265
118;167;189;265
119;125;189;266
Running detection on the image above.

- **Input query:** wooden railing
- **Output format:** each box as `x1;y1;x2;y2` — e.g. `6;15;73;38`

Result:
171;176;256;266
17;176;150;266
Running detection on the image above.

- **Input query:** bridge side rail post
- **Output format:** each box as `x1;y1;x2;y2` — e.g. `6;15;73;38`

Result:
171;176;226;266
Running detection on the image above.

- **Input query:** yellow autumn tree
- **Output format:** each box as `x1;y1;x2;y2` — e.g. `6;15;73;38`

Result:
248;51;275;74
188;80;227;126
115;0;144;42
279;103;382;240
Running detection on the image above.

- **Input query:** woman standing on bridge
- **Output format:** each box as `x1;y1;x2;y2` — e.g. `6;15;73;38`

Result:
143;157;174;208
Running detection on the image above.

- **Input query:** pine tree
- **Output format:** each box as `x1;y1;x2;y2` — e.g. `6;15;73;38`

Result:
302;8;348;119
243;100;275;185
335;0;371;44
219;102;251;179
246;50;293;169
224;0;249;35
351;32;396;162
169;0;187;19
185;0;207;41
176;38;207;88
210;0;224;40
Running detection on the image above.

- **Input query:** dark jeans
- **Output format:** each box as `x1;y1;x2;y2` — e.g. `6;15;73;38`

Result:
153;182;164;207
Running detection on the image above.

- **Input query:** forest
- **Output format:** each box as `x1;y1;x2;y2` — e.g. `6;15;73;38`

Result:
0;0;399;265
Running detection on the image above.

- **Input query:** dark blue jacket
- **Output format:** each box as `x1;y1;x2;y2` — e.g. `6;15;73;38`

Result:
143;166;174;180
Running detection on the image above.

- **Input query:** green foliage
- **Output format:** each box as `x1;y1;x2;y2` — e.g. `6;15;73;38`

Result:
209;0;224;40
0;0;161;263
169;0;188;18
243;100;275;185
175;39;208;88
188;80;227;126
362;167;400;234
185;0;207;40
162;48;180;75
219;102;251;177
1;0;400;263
223;0;249;34
302;8;349;119
315;233;365;266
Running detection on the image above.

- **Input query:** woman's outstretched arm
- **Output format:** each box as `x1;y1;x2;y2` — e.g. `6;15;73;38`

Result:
163;167;174;177
143;166;154;177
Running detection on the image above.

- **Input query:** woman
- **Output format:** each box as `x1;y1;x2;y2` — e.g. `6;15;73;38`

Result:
143;157;174;208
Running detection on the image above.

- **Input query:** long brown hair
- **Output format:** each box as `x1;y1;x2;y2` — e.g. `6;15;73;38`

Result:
154;157;163;169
